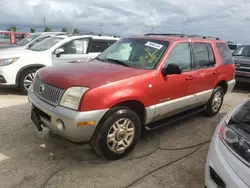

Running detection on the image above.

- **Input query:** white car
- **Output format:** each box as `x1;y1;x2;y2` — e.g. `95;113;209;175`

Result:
0;32;66;50
0;34;119;94
205;99;250;188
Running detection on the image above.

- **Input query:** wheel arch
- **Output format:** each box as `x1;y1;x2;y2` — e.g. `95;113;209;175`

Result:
16;64;45;84
216;80;228;94
111;100;146;124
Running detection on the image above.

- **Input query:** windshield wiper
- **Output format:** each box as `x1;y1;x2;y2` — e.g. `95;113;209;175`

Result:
106;58;130;67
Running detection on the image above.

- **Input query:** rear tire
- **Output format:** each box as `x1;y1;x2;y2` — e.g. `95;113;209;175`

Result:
204;86;224;117
19;68;38;95
90;107;141;160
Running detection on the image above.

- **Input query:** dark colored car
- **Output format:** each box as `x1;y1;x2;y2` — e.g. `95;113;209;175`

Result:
233;45;250;83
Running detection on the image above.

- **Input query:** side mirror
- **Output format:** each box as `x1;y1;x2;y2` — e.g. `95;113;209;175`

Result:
55;48;64;57
162;63;182;76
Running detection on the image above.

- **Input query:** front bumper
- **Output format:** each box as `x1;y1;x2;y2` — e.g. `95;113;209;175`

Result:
235;71;250;83
205;122;249;188
0;65;18;86
28;90;108;142
227;79;236;93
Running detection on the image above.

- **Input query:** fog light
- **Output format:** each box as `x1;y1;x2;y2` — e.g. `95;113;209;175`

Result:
56;119;65;130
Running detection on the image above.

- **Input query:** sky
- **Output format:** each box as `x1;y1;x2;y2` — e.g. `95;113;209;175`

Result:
0;0;249;43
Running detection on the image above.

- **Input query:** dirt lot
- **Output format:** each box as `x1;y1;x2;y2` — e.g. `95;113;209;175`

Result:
0;84;249;188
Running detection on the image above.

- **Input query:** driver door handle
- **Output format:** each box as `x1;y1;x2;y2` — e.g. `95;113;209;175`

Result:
186;75;193;80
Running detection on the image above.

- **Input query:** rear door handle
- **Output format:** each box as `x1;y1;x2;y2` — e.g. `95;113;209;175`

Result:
186;75;193;80
213;70;219;75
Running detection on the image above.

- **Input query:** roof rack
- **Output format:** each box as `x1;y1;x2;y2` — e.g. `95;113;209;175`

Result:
144;33;220;40
67;33;119;38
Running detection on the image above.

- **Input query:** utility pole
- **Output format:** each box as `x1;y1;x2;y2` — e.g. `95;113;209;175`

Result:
151;26;154;34
43;16;46;28
100;23;103;35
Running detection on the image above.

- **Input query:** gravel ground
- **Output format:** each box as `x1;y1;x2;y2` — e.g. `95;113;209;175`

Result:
0;83;249;188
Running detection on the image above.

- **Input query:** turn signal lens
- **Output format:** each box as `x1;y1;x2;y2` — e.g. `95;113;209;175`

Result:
77;121;95;127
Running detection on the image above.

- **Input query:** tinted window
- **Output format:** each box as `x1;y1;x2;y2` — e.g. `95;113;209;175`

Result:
216;43;234;64
0;34;11;42
14;34;25;42
164;43;191;71
193;43;214;69
61;39;89;54
89;40;115;52
228;44;237;51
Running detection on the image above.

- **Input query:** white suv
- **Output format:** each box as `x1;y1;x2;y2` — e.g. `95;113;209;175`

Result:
0;34;119;94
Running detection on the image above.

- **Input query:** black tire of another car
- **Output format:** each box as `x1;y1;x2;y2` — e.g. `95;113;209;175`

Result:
205;86;224;117
19;68;38;95
90;107;141;160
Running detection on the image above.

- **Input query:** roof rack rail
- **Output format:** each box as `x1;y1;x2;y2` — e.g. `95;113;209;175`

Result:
144;33;185;37
144;33;220;40
67;33;119;38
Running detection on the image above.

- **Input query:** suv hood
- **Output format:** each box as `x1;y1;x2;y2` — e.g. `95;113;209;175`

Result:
38;60;151;89
233;56;250;64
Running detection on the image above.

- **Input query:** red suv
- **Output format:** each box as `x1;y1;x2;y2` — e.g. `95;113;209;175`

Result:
28;34;236;159
0;31;30;45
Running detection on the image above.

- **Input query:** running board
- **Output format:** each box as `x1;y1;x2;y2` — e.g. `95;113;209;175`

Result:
145;105;206;131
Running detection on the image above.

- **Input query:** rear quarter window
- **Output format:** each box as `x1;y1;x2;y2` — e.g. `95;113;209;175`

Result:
216;43;234;64
0;34;11;42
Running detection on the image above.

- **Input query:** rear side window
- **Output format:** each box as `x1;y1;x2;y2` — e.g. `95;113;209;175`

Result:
193;42;215;69
228;44;237;51
89;40;115;53
0;34;11;42
216;43;234;64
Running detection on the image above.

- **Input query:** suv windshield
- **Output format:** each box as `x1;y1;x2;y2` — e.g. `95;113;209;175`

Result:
98;38;169;69
30;37;63;51
16;34;40;46
233;46;250;57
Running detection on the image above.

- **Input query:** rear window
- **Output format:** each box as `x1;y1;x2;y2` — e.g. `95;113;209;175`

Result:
216;43;234;64
228;44;238;51
0;34;11;42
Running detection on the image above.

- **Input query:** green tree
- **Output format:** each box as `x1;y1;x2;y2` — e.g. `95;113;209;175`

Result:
44;27;52;32
7;26;18;32
30;28;36;33
61;28;68;32
73;28;79;34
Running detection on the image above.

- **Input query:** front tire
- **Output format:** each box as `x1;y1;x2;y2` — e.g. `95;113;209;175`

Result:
19;68;38;95
204;86;224;117
90;107;141;160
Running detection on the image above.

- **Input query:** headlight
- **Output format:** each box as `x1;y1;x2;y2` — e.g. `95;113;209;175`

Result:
59;87;89;110
0;57;19;66
220;122;250;163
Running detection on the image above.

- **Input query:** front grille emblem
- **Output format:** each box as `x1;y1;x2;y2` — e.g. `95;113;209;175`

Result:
235;63;241;68
39;84;45;93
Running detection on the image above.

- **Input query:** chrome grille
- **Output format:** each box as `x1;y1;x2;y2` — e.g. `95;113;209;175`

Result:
33;77;65;106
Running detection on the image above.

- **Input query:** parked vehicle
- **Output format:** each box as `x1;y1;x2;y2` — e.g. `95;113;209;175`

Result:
28;33;236;160
0;31;30;46
0;34;119;94
228;43;241;53
233;45;250;83
205;99;250;188
0;32;67;49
